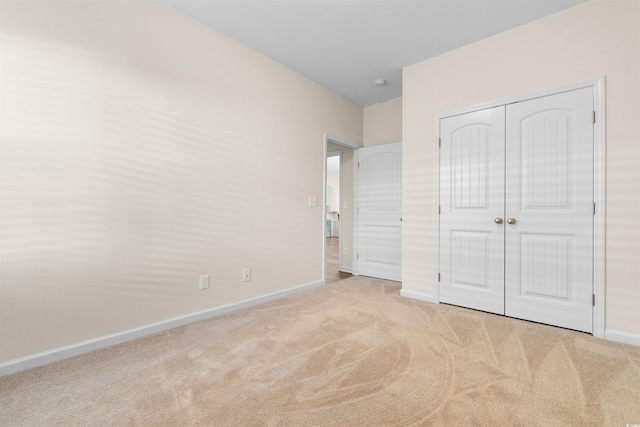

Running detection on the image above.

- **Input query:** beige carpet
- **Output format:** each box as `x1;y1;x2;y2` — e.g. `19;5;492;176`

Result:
1;276;639;426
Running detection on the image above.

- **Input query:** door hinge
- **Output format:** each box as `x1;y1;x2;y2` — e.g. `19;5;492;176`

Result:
439;205;441;215
592;111;596;124
593;203;596;215
438;138;441;147
438;273;441;282
357;253;359;260
592;294;595;306
357;162;360;168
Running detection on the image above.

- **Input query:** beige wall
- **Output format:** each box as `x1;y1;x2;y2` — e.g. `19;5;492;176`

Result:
402;0;640;337
363;97;402;146
327;142;354;270
0;0;362;363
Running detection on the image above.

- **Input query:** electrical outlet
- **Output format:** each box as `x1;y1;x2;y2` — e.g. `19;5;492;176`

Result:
343;247;348;256
199;275;209;290
308;196;317;207
243;268;251;282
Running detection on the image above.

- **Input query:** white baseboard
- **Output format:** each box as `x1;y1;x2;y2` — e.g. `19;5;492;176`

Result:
400;289;439;304
604;329;640;347
339;266;352;274
0;280;324;378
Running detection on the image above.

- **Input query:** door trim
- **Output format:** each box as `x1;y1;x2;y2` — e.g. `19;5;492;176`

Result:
433;77;606;338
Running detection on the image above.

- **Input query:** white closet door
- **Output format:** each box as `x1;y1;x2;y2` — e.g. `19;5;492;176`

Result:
356;142;402;281
439;106;506;315
505;88;594;333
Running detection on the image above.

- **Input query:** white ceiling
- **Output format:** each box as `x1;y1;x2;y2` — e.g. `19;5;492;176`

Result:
161;0;587;107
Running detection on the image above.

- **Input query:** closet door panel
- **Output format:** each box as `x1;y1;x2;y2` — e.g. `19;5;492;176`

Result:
505;88;594;333
439;106;505;315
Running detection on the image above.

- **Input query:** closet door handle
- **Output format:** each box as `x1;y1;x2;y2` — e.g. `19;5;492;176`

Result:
494;218;503;224
507;218;516;224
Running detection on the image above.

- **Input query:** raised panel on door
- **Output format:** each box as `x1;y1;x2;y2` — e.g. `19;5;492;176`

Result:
505;88;594;333
356;142;402;281
439;106;505;315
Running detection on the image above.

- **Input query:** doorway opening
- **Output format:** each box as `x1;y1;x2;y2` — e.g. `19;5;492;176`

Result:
326;151;349;283
324;134;359;284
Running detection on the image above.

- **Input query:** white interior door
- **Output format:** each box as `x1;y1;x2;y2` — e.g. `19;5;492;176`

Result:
356;142;402;281
505;88;594;333
438;88;594;333
439;106;506;314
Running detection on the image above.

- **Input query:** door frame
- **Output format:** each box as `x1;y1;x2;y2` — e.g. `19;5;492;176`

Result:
433;77;606;338
323;133;361;284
